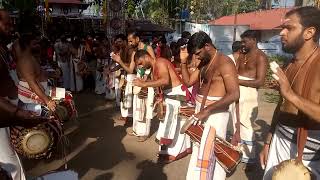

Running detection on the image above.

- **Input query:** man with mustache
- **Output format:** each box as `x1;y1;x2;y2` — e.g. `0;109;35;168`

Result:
112;31;155;142
180;31;239;180
236;30;268;165
260;6;320;179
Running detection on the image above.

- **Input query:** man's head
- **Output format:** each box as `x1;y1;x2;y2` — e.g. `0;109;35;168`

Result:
127;31;140;48
187;31;215;68
0;10;12;43
232;41;243;53
19;31;42;54
134;49;152;69
114;34;127;48
240;30;259;53
280;6;320;54
182;31;191;40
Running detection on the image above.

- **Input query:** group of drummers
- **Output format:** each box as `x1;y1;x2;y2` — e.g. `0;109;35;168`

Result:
110;28;256;179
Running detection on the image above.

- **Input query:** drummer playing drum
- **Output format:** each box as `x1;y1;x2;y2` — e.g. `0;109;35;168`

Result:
180;31;239;180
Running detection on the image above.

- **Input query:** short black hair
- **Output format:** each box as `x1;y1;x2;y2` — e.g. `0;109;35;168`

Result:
115;34;127;41
240;30;260;41
127;31;140;38
187;31;213;54
182;31;191;39
232;41;242;53
134;49;150;62
285;6;320;42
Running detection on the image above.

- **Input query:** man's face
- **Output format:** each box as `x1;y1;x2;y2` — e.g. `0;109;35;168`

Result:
128;35;139;48
194;46;211;68
136;55;151;69
115;38;125;48
280;14;305;54
0;11;12;40
30;36;41;54
241;37;255;53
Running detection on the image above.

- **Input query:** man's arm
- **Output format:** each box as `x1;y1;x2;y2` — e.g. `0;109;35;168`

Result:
197;60;240;120
180;51;199;86
112;52;135;74
239;54;268;88
133;61;169;88
146;46;156;59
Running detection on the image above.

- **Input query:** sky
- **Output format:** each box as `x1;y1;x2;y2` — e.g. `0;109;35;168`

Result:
272;0;295;7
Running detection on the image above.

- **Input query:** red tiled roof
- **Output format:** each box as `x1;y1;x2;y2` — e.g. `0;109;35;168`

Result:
209;8;293;30
48;0;82;4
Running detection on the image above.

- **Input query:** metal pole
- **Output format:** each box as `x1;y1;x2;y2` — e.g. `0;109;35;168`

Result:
233;1;239;42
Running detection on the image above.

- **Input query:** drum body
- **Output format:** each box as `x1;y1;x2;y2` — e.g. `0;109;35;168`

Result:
54;91;77;122
10;119;62;159
180;118;242;173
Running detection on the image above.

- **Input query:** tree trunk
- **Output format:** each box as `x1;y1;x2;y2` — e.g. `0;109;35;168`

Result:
295;0;303;6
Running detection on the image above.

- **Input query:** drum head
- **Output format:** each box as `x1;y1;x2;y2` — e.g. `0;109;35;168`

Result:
22;128;52;156
180;117;195;134
133;86;142;95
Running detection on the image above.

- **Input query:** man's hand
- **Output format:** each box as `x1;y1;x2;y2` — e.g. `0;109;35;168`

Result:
111;53;121;63
231;130;241;146
274;67;293;99
133;78;145;88
16;109;38;119
180;47;189;64
193;109;210;124
47;100;57;112
259;144;270;170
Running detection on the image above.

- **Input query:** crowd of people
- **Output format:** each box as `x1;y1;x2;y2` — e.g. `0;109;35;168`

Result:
1;6;320;180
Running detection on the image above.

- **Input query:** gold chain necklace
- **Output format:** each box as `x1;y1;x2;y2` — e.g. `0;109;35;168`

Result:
200;49;218;88
243;49;258;65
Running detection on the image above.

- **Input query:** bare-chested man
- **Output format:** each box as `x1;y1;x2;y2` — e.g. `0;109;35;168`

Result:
133;49;191;162
111;31;155;142
0;9;41;180
14;31;57;112
180;31;239;180
236;30;268;164
260;7;320;179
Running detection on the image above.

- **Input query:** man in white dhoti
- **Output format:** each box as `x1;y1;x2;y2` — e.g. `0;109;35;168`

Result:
112;32;155;141
236;30;268;164
260;7;320;180
0;10;41;179
133;50;192;161
180;31;239;180
70;38;84;92
54;35;71;90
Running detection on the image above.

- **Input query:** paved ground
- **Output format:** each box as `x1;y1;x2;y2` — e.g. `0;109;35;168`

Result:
23;89;277;180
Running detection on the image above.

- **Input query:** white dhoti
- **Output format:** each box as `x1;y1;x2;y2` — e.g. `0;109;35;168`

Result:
120;74;135;118
70;59;83;92
263;123;320;180
187;97;229;180
156;85;192;160
238;75;258;163
1;98;26;180
95;70;106;95
132;87;154;137
58;61;70;89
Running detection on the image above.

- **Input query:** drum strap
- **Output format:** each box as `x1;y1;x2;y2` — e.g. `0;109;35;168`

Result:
296;51;320;162
200;52;221;110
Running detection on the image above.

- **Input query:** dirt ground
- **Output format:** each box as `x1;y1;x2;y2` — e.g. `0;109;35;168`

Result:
23;89;277;180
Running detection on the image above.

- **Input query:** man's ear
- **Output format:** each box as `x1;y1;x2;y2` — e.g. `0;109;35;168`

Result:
136;37;140;42
204;43;211;51
304;27;316;41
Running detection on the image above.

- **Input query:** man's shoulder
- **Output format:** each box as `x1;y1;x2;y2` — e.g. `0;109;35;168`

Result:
218;53;234;66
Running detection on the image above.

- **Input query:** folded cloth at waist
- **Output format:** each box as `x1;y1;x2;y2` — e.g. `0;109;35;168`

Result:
196;94;222;107
163;84;185;96
278;111;320;130
18;81;48;104
238;75;255;81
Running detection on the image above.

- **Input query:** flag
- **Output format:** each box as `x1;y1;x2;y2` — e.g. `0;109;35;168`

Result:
102;0;107;24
